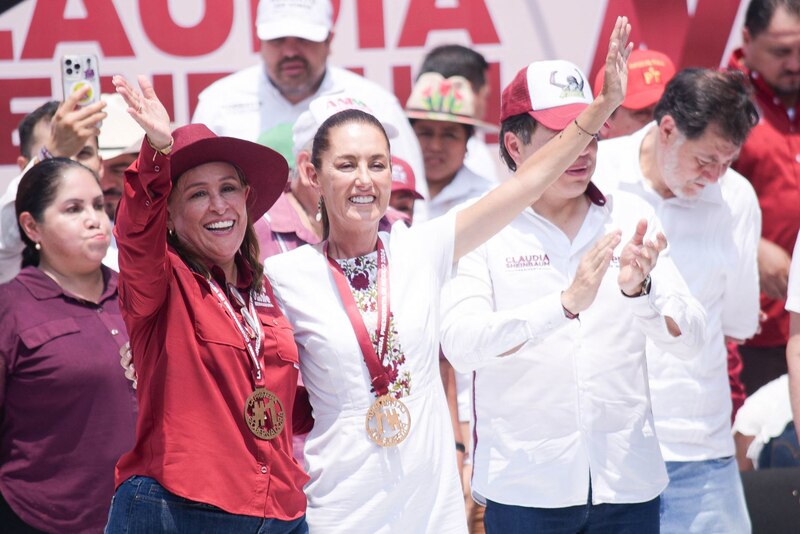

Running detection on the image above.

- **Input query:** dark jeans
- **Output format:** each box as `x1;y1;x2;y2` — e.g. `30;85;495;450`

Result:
104;476;308;534
484;484;660;534
759;422;800;468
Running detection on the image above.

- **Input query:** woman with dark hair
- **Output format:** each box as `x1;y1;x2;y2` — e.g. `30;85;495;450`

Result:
0;158;136;533
263;18;633;533
104;75;309;533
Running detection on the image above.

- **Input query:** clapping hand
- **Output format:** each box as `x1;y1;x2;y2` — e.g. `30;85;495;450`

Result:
618;219;667;296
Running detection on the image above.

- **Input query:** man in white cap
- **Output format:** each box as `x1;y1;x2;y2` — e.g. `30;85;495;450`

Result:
98;93;144;222
192;0;426;200
441;59;706;533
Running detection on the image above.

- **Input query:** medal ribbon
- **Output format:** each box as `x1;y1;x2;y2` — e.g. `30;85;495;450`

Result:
207;279;266;388
325;239;392;397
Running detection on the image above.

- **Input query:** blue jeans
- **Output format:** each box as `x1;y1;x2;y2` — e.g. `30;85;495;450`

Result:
484;483;660;533
758;422;800;468
104;476;308;534
660;457;750;534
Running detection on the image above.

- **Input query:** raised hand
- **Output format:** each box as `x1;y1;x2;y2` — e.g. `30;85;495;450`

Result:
47;85;107;158
112;74;172;150
599;16;633;109
618;219;667;296
561;230;622;315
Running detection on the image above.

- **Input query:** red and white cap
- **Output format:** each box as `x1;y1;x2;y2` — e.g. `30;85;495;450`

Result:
390;156;423;200
501;60;594;130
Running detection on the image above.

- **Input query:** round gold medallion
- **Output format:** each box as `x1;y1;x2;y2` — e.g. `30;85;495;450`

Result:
365;394;411;447
244;387;285;440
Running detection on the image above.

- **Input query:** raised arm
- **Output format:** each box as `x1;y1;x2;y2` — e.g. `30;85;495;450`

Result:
453;17;632;261
111;75;176;319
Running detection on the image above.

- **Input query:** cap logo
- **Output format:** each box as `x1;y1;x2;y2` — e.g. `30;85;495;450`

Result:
549;69;585;99
392;165;409;185
324;96;373;115
643;66;662;85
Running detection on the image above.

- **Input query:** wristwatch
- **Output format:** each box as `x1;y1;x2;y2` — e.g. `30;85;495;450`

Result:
621;274;651;298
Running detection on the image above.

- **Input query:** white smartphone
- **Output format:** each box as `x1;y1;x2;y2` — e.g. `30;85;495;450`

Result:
61;54;101;108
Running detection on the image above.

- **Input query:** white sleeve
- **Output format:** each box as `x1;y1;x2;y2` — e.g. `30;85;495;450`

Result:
0;161;34;283
440;242;570;373
722;180;761;339
191;91;220;133
787;230;800;313
632;213;707;358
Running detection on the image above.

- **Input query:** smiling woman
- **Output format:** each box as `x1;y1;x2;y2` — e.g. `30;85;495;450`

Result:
104;75;310;533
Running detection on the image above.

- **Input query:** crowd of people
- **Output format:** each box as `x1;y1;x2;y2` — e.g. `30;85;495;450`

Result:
0;0;799;533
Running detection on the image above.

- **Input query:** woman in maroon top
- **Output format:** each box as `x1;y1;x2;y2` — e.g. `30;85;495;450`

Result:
0;158;136;533
105;75;309;533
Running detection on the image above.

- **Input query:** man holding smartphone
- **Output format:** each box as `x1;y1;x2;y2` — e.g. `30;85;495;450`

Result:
1;85;108;282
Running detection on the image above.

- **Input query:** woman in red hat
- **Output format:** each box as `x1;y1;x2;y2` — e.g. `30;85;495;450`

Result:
105;75;309;533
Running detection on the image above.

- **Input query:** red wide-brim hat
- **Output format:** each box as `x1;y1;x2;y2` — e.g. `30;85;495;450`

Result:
169;124;289;221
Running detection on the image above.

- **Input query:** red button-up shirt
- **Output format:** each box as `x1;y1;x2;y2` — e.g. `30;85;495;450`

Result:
729;49;800;348
113;141;308;519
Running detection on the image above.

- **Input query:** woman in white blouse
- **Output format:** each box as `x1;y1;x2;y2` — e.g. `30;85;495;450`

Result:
262;18;635;533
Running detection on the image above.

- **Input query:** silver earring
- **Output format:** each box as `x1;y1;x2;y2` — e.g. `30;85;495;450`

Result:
34;242;41;251
315;198;323;223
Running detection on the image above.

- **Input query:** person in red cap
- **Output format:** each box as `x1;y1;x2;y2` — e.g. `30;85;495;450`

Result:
441;56;706;534
389;155;423;223
105;75;310;533
594;48;676;139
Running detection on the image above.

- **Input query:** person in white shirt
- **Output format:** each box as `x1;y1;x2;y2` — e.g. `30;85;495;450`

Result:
192;0;427;202
440;59;707;534
263;19;635;533
593;68;760;534
0;88;108;282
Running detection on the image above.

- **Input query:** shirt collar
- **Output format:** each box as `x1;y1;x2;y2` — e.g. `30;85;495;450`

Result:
16;265;118;303
209;253;254;291
729;48;799;114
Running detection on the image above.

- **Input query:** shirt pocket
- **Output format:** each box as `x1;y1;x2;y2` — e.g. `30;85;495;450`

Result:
260;313;299;367
19;317;81;349
193;303;246;350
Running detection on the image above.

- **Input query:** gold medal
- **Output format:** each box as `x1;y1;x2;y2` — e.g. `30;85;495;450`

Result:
365;394;411;447
244;387;285;440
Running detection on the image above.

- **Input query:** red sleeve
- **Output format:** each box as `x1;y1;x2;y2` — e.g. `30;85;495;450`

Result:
113;139;174;321
291;384;314;435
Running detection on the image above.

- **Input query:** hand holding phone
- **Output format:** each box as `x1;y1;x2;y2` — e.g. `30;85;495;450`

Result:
61;54;101;108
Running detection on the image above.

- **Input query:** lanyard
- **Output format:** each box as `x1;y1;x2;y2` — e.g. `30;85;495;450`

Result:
207;279;265;387
324;239;392;397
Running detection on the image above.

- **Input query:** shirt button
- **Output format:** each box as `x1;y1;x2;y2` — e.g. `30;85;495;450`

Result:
111;329;119;335
154;165;160;172
273;319;278;325
145;200;151;207
260;466;268;474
